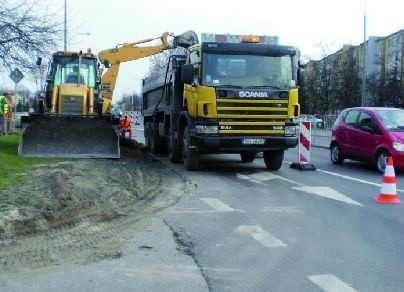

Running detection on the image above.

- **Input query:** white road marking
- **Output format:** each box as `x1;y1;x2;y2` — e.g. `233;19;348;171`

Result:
237;171;302;186
308;274;358;292
236;225;287;247
293;186;363;207
200;198;244;212
261;206;301;213
236;173;265;184
316;168;404;194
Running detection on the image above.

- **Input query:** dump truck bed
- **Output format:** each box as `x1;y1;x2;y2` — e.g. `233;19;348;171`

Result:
19;115;120;158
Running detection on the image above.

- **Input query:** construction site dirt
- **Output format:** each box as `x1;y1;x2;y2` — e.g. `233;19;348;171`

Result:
0;142;195;272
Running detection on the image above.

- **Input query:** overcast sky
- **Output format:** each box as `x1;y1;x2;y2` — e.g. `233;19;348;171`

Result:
1;0;403;102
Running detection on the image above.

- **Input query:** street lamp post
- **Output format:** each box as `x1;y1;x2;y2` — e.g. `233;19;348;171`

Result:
64;0;67;51
68;32;91;51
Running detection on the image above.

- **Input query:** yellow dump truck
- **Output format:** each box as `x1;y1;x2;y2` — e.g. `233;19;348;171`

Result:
142;33;305;170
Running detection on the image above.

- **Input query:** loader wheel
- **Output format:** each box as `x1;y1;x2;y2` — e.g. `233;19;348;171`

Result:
168;127;182;163
263;150;284;170
183;126;199;170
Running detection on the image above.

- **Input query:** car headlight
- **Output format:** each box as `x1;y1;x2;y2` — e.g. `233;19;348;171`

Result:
393;141;404;151
196;125;218;134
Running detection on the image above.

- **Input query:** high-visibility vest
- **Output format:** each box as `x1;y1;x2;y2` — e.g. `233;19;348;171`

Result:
0;96;4;115
4;99;14;118
120;116;131;129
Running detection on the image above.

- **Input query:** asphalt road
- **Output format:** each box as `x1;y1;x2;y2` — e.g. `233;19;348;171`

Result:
2;127;404;292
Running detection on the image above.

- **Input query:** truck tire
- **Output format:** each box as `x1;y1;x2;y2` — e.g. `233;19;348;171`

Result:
263;150;284;170
183;126;199;170
150;122;164;154
145;122;152;150
168;128;182;163
240;152;256;162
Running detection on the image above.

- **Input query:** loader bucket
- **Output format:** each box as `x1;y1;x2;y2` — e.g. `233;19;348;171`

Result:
18;116;120;158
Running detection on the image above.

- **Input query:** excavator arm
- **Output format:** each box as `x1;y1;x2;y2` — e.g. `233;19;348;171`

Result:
98;32;174;114
97;31;198;114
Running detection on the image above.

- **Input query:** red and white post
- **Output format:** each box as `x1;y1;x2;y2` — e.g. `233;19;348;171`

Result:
291;121;316;171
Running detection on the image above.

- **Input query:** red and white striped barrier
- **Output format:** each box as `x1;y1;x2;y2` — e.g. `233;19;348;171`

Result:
299;121;311;164
290;121;316;171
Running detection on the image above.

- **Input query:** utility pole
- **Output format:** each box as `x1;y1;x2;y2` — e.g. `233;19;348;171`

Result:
361;0;367;106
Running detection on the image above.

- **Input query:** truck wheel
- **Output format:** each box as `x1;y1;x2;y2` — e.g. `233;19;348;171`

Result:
183;126;199;170
150;122;163;154
168;128;182;163
263;150;284;170
240;152;256;162
145;122;152;150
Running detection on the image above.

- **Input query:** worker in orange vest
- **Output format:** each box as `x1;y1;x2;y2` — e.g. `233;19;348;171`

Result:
120;114;132;139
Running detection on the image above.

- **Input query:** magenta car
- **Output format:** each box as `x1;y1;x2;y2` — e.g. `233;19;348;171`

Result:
330;107;404;172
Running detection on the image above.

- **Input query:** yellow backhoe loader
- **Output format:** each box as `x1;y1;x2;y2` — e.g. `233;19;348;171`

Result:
18;31;197;158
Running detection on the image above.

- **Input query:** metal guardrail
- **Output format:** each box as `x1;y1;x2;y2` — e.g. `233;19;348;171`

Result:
300;115;337;148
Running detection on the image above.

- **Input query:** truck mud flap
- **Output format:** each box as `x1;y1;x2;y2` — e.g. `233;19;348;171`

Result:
18;116;120;158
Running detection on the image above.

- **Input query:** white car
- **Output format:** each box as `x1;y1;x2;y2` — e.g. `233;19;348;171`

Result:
299;114;324;128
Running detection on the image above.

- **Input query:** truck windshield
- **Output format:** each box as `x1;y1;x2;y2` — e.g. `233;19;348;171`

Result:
53;57;97;87
202;53;294;89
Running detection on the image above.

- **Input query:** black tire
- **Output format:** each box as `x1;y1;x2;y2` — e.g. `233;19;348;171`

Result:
240;152;256;162
263;150;284;170
330;143;344;164
144;121;152;150
150;122;164;154
183;126;199;170
168;127;182;163
376;150;389;173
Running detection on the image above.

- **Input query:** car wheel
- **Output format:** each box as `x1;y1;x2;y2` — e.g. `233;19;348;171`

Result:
376;151;389;173
330;143;344;164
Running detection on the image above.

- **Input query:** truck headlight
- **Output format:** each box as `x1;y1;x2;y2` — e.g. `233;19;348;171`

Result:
196;125;218;134
285;125;296;136
393;141;404;151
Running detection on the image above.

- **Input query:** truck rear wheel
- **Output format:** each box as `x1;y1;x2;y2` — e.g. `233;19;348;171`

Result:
168;128;182;163
150;122;164;154
183;126;199;170
263;150;284;170
145;122;152;150
240;152;256;162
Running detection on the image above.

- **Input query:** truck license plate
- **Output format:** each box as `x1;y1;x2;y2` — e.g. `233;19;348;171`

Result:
242;138;265;145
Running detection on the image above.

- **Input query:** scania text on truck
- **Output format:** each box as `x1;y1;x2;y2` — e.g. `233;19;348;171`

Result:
142;33;304;170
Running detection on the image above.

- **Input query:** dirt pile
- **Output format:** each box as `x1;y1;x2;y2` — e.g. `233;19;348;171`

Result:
0;145;194;271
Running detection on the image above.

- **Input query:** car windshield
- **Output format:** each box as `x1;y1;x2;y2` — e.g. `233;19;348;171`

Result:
376;109;404;130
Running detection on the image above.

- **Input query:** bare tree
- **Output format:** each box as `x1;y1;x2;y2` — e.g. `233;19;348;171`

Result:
0;0;62;73
146;47;187;78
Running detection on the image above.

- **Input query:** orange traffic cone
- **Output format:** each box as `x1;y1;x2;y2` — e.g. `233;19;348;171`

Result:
375;157;401;204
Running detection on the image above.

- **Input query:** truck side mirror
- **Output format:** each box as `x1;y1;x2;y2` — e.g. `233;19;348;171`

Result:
297;67;305;87
181;64;194;84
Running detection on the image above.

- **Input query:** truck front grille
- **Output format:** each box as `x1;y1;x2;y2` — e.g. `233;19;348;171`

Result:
217;98;288;135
